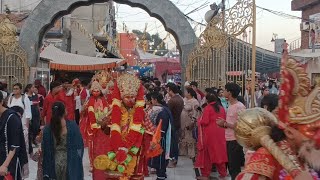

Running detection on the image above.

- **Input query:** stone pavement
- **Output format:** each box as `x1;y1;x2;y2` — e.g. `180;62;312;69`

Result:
26;148;230;180
144;158;231;180
146;156;195;180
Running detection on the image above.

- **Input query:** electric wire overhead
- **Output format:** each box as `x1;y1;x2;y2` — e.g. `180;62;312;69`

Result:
185;1;210;15
256;5;318;23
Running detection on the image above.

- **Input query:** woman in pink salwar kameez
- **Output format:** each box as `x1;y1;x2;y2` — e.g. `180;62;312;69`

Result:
194;92;228;180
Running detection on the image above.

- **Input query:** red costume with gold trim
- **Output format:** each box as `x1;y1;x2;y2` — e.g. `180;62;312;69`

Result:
235;54;320;180
94;73;147;180
80;71;113;180
237;147;281;180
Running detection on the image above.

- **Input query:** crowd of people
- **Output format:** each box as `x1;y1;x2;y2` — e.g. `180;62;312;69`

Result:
133;78;284;180
0;79;85;180
0;55;320;180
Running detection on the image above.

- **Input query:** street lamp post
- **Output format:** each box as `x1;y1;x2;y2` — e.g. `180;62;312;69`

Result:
250;0;257;108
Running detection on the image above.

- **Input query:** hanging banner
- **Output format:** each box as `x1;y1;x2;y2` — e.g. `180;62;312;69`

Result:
71;20;110;55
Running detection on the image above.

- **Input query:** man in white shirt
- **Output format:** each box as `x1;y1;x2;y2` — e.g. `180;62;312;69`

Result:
7;83;32;155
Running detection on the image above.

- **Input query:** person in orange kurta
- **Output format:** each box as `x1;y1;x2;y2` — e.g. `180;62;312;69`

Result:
81;81;111;180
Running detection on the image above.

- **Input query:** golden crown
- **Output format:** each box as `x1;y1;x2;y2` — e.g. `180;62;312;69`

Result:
116;73;140;98
90;81;103;92
92;70;113;89
281;57;320;125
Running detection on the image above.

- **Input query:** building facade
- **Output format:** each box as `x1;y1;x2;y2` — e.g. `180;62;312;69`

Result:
69;1;117;57
118;33;137;66
291;0;320;84
292;0;320;49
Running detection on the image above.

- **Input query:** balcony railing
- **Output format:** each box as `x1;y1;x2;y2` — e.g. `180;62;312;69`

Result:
289;38;301;53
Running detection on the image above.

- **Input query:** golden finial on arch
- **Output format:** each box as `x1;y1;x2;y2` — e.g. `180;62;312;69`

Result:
0;17;17;39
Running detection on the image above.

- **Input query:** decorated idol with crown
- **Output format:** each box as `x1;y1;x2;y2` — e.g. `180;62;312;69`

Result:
235;54;320;180
94;73;146;179
80;70;113;179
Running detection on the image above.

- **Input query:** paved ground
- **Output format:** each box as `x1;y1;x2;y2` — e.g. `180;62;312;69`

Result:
146;156;195;180
26;148;230;180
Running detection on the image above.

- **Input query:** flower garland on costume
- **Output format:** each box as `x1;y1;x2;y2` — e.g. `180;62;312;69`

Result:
279;169;319;180
277;140;319;180
107;80;145;176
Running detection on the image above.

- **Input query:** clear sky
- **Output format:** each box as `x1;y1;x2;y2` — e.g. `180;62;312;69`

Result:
115;0;301;51
5;0;302;51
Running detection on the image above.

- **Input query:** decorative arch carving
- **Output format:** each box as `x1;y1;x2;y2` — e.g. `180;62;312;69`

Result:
19;0;197;80
0;18;28;91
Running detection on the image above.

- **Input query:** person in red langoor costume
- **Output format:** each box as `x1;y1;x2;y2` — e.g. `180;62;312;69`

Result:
94;73;147;180
235;53;320;180
82;81;111;179
80;70;114;180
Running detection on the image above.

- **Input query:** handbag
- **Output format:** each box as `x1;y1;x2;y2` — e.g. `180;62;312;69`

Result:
192;125;198;141
191;105;202;141
192;114;201;141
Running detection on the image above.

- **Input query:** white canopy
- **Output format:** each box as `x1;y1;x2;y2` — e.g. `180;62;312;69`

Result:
40;45;124;71
136;48;163;60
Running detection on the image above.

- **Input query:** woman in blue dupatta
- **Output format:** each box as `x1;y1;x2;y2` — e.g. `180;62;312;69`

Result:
42;101;84;180
148;92;172;180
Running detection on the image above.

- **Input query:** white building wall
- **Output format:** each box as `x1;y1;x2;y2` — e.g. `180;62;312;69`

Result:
70;2;116;57
306;59;320;85
70;4;108;56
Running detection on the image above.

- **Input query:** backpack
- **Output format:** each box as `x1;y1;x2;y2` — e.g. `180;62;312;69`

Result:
8;94;25;109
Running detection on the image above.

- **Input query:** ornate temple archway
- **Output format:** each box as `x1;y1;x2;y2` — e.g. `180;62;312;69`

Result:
0;18;28;91
187;0;255;92
19;0;197;81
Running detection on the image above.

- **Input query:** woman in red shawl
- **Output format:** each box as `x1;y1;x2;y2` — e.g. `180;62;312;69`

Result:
194;91;228;180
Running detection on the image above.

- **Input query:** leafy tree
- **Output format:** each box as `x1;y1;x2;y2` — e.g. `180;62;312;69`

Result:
132;30;151;41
